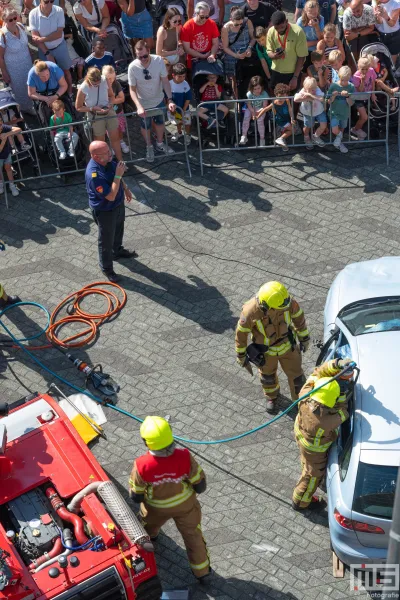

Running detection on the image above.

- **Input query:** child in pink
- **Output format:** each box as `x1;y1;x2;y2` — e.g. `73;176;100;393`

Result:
351;56;377;139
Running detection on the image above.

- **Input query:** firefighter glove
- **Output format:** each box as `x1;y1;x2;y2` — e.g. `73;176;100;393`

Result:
337;358;353;369
236;354;247;367
300;339;310;352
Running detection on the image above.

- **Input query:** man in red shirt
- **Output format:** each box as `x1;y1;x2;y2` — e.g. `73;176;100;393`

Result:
181;1;220;68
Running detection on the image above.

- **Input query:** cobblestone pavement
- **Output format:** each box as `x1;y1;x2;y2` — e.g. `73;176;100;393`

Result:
1;138;398;600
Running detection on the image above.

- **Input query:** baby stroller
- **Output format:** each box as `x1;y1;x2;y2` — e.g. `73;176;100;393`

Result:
0;88;39;178
64;15;88;86
360;42;399;134
32;94;86;173
192;59;236;146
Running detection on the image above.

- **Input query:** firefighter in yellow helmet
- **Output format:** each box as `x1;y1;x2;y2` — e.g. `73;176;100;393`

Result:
129;416;211;583
235;281;310;413
292;358;354;511
0;284;21;308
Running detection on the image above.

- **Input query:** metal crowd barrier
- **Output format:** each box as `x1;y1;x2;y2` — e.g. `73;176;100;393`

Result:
196;91;391;176
3;105;192;208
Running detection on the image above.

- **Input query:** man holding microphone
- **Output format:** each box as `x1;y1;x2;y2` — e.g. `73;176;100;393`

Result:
86;141;137;283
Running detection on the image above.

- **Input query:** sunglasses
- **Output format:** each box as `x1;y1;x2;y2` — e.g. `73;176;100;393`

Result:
198;14;208;19
139;53;149;60
7;16;17;21
171;18;181;24
142;68;152;80
233;20;244;25
43;0;55;4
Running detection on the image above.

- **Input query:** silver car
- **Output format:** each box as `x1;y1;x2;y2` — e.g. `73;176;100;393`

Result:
319;257;399;567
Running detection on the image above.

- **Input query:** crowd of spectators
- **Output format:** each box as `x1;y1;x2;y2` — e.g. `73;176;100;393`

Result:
0;0;396;187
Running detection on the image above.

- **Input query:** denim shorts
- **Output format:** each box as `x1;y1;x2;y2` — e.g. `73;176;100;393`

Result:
330;117;348;129
140;100;166;130
0;154;11;169
303;112;327;128
38;39;72;71
120;9;153;39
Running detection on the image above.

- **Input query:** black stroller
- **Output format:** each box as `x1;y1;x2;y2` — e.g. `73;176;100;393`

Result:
0;88;39;178
192;59;236;145
360;42;399;133
32;94;86;173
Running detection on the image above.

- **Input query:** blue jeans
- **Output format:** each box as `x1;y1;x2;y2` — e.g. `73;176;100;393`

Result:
92;202;125;272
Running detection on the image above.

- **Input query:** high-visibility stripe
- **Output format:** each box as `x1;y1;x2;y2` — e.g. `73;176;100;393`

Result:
255;320;270;347
236;346;247;353
292;308;303;319
189;465;203;484
190;558;210;571
314;427;325;447
338;409;347;423
237;324;251;333
302;476;317;503
337;394;347;403
284;311;291;326
262;384;279;393
293;491;303;501
146;483;194;508
296;329;309;339
267;341;291;356
294;422;332;452
129;479;146;492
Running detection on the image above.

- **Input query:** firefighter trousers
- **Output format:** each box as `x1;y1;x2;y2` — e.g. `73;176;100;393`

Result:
292;443;328;508
140;495;210;578
259;346;304;401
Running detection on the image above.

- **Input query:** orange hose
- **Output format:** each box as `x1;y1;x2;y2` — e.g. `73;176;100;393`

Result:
11;282;127;351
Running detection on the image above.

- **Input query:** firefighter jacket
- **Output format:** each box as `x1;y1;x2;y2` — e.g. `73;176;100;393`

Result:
235;296;309;357
129;448;206;509
294;360;349;453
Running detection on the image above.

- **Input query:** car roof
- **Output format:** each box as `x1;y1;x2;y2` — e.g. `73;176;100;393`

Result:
353;331;400;461
331;256;400;314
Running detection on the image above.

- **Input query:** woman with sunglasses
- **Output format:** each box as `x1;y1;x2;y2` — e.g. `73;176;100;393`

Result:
76;67;124;162
116;0;154;52
0;6;34;112
156;7;185;75
221;7;255;96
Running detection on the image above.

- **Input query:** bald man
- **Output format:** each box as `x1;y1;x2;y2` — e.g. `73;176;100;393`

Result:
343;0;376;59
85;141;136;283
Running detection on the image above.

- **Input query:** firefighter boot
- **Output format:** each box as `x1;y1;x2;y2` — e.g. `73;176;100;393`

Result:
0;291;21;308
292;496;327;512
265;397;277;414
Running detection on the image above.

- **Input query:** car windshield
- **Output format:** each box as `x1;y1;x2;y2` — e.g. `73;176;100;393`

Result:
339;298;400;336
353;462;398;520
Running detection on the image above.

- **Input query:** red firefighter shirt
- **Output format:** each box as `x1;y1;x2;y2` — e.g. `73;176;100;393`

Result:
181;18;219;67
129;448;205;509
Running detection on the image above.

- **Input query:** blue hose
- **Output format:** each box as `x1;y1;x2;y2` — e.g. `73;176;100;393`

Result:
0;301;356;445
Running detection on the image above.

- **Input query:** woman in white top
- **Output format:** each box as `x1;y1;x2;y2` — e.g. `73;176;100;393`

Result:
74;0;110;42
0;6;33;111
374;0;400;62
76;66;123;161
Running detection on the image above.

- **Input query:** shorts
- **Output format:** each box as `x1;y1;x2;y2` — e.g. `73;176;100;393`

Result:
71;56;85;67
117;112;126;132
330;117;348;129
90;108;119;137
140;100;166;129
38;39;72;71
275;123;291;137
120;9;153;40
354;99;369;109
379;30;400;55
0;154;11;169
303;112;327;128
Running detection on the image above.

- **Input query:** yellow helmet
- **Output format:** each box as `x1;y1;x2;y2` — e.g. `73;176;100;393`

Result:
309;378;340;408
140;416;174;450
258;281;290;310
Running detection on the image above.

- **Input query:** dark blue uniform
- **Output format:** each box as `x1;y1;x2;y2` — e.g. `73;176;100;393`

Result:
85;157;125;273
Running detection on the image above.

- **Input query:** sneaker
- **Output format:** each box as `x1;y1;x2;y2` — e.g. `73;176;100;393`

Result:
0;181;4;195
312;134;325;147
68;148;75;157
259;138;265;147
239;135;248;145
275;136;287;149
146;145;154;163
21;142;31;150
9;183;19;197
217;119;226;129
351;127;367;139
170;132;182;142
206;117;216;129
120;141;130;154
333;133;342;148
304;136;313;150
338;142;348;153
183;133;191;145
59;151;67;160
155;142;174;155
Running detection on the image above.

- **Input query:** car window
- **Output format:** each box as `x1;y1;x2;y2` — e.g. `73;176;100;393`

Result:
317;329;351;365
339;435;353;481
339;298;400;336
353;462;398;519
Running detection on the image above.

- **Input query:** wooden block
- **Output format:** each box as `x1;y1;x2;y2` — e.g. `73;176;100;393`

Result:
332;550;345;578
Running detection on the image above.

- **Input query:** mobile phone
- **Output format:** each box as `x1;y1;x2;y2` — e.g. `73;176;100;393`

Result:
275;46;284;55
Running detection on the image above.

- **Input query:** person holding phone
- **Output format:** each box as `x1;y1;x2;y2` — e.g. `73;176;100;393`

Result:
297;0;324;71
86;140;137;283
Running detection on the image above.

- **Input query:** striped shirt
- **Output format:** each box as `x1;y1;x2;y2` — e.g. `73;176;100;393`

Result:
84;51;115;70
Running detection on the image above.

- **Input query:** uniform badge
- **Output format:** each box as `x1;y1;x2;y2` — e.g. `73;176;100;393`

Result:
96;186;104;193
92;172;97;178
